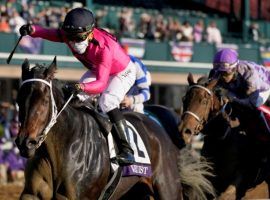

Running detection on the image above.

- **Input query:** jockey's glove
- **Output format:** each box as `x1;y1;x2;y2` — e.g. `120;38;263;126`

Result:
19;24;33;36
64;83;83;95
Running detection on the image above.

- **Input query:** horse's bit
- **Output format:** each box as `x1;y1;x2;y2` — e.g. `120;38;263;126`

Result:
20;78;73;148
182;85;213;134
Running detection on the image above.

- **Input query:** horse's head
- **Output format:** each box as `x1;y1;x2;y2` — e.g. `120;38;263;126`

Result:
15;57;57;158
178;73;220;144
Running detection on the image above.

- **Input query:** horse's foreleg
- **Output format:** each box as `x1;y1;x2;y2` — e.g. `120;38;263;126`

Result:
20;193;67;200
20;195;67;200
55;193;69;200
20;194;40;200
21;169;53;200
20;179;53;200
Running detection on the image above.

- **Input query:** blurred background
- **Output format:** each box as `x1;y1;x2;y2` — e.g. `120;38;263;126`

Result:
0;0;270;197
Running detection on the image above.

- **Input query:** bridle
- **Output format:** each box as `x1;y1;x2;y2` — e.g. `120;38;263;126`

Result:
182;85;214;134
20;78;74;148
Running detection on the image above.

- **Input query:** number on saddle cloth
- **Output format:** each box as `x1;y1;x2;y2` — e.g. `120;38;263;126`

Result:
79;104;153;177
107;120;152;177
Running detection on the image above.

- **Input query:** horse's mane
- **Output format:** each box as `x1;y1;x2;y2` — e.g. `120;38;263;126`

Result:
23;62;73;104
197;76;209;86
22;64;47;79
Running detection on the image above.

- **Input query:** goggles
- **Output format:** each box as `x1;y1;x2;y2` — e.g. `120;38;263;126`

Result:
219;70;235;77
65;31;92;42
213;60;238;73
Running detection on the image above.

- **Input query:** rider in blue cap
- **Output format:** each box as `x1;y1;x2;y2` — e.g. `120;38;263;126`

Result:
209;48;270;133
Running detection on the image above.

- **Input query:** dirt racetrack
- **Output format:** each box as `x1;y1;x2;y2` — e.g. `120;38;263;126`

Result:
0;183;23;200
0;181;268;200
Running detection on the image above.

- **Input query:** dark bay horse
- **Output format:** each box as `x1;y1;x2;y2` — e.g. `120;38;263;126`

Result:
15;58;215;200
178;73;270;199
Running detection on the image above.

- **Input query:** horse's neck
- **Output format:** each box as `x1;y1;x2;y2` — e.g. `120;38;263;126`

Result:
45;107;108;175
212;95;222;114
205;105;231;139
54;107;104;144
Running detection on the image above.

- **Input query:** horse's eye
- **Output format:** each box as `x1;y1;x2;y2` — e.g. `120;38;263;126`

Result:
43;99;49;105
202;99;208;105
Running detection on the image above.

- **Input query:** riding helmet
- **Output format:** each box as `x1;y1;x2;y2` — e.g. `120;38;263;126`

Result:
213;48;239;72
62;7;95;33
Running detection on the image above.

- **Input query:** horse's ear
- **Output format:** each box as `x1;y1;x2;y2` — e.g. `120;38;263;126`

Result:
45;56;57;80
187;73;195;85
22;59;30;80
207;78;218;90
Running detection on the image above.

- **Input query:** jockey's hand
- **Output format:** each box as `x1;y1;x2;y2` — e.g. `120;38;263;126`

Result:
19;24;33;36
120;96;134;108
221;93;236;106
64;83;83;95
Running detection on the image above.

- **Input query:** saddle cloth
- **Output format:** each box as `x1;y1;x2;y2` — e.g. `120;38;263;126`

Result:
108;120;152;177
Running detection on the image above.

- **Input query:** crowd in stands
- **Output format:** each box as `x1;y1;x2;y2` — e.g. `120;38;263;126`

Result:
0;1;225;47
0;1;70;54
0;1;265;49
0;100;26;184
97;7;224;44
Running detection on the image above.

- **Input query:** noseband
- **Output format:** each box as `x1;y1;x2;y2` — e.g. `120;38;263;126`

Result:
182;85;213;134
20;78;73;148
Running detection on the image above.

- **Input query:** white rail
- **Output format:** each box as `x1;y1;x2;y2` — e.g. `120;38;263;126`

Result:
0;52;211;69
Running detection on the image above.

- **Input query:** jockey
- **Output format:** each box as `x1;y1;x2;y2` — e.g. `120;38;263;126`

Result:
19;7;136;166
209;48;270;133
121;55;151;114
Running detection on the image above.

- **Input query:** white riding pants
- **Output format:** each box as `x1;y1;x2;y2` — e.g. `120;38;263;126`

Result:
80;61;136;113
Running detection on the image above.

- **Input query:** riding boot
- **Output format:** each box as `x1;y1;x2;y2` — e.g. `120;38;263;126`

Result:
108;108;135;166
113;120;135;165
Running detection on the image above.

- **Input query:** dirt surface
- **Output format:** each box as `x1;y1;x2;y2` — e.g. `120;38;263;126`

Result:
0;183;23;200
0;181;268;200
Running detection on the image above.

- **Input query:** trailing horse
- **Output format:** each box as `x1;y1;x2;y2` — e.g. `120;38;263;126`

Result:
178;73;270;199
15;58;215;200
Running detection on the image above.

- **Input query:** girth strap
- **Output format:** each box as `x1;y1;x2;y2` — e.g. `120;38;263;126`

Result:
98;166;123;200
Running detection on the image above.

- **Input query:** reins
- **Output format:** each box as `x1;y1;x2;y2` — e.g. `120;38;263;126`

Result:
20;78;73;148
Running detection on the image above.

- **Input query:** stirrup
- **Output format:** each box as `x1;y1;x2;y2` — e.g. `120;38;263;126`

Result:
117;152;135;166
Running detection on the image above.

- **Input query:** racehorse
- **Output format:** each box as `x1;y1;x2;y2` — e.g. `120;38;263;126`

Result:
15;58;215;200
178;73;270;199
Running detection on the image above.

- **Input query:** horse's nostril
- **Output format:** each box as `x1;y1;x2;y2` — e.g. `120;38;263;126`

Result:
26;138;38;149
184;128;193;135
15;137;20;147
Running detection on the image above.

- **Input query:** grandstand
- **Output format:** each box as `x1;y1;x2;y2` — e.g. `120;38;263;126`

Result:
0;0;269;109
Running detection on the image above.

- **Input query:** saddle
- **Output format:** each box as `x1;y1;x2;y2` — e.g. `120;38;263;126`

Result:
69;98;112;136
